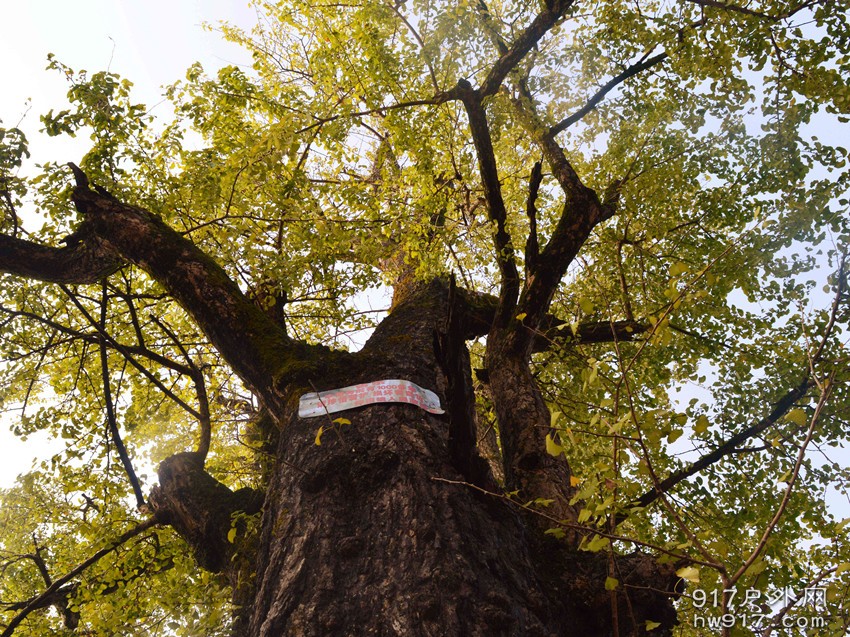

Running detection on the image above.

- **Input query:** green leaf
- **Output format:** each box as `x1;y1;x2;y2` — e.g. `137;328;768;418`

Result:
676;566;700;583
582;534;610;552
666;429;683;444
743;559;767;577
785;408;808;427
604;576;619;591
579;298;594;314
645;620;661;631
669;261;689;277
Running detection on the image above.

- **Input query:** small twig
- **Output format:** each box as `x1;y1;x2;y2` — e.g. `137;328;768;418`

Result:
58;285;201;419
149;314;212;462
96;281;145;509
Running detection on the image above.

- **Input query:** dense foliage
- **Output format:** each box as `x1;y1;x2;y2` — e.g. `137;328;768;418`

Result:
1;0;849;634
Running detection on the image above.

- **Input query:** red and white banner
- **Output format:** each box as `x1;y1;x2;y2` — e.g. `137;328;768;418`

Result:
298;379;444;418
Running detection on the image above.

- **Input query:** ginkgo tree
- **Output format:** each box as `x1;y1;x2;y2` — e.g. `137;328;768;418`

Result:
1;0;849;635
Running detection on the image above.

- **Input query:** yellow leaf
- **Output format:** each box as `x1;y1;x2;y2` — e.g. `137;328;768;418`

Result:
515;312;527;321
570;475;582;487
645;620;661;631
694;415;710;434
669;261;689;277
582;534;610;552
676;565;700;583
785;408;808;427
314;425;324;446
332;417;351;426
579;298;594;314
227;527;237;544
546;433;564;457
605;576;619;591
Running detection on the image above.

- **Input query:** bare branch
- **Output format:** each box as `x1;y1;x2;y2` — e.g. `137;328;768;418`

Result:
149;314;212;462
95;281;146;509
634;251;848;509
729;372;835;586
58;285;202;420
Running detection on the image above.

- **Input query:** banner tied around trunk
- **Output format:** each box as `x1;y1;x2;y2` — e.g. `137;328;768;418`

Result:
298;379;444;418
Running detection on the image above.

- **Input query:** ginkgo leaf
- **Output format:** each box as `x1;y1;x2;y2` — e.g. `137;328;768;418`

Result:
546;433;564;457
676;566;700;583
785;408;808;427
582;535;610;552
694;415;709;434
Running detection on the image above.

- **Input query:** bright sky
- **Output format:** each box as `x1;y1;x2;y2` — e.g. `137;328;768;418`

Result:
0;0;257;487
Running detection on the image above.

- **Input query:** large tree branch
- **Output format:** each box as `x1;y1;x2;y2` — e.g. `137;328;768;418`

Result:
457;286;647;349
502;86;612;351
63;165;300;413
478;0;575;98
0;232;122;284
456;83;520;325
1;165;323;415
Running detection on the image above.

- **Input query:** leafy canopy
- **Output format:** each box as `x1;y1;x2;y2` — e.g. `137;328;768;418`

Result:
1;0;850;634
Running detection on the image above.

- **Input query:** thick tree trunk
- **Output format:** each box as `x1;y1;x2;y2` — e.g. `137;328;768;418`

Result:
140;280;679;636
231;281;676;636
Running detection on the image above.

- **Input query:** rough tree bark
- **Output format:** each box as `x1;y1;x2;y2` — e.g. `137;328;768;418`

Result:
0;170;679;635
